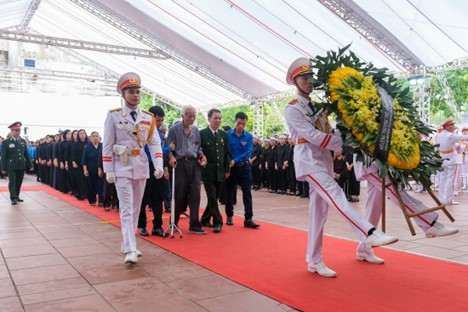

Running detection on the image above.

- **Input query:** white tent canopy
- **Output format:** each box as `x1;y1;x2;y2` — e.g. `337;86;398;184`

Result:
1;0;467;110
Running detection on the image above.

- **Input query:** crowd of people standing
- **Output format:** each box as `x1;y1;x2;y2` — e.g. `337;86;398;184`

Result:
1;68;461;270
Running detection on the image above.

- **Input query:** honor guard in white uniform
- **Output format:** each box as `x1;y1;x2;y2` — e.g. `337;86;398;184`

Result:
354;156;458;264
436;119;468;205
284;58;398;277
103;72;164;264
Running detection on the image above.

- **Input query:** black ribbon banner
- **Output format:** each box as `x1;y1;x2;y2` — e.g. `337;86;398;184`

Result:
373;86;395;163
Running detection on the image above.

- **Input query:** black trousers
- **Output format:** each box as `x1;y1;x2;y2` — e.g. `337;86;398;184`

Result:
86;172;104;204
251;164;261;188
268;166;277;191
174;158;202;228
201;180;223;226
287;165;296;193
138;162;165;229
278;168;288;192
225;164;253;220
74;165;87;198
103;175;118;208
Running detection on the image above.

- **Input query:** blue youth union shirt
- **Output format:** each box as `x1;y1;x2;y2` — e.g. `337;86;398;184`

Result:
227;129;253;163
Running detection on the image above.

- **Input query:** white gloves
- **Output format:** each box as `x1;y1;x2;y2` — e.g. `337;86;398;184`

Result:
106;172;116;184
154;166;164;179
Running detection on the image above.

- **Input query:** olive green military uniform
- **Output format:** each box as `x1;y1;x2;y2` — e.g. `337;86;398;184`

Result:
1;132;33;203
200;127;231;227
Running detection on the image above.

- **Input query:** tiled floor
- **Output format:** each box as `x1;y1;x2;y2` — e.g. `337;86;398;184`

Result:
1;175;467;311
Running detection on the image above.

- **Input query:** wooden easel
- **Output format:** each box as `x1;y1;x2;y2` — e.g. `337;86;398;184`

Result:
381;174;455;235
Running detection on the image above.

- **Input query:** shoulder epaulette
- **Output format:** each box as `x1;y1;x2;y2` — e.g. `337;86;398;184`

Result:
142;110;154;116
109;107;121;112
288;99;298;105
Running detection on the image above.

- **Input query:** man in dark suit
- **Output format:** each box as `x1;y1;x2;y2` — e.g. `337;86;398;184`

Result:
200;109;231;233
1;122;33;205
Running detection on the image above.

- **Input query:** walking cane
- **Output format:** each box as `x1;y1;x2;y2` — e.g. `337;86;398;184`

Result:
164;166;183;238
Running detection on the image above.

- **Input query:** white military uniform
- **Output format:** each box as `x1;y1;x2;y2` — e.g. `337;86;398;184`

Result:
285;95;376;265
103;105;163;254
354;158;437;256
435;130;468;204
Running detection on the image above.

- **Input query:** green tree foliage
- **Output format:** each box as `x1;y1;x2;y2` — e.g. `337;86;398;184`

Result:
430;68;468;123
220;105;253;132
196;113;208;128
139;95;181;126
262;97;292;137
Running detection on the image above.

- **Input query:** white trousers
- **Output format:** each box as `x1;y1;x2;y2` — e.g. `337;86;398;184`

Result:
303;172;374;265
439;164;457;204
357;172;437;255
115;177;146;254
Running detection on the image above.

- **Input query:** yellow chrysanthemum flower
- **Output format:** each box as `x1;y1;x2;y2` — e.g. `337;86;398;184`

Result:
329;67;420;170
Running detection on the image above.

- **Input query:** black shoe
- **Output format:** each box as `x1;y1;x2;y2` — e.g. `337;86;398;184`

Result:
104;206;111;211
213;224;222;233
139;227;149;236
11;199;17;205
16;197;24;202
201;221;214;228
90;202;96;206
188;227;207;235
152;227;165;237
299;194;308;198
98;202;104;207
226;216;234;226
244;219;260;228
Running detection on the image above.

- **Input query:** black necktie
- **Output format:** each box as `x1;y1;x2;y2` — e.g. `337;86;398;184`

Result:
130;111;137;121
213;131;217;137
308;101;319;116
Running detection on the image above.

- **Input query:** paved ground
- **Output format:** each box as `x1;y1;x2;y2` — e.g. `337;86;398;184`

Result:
1;174;467;311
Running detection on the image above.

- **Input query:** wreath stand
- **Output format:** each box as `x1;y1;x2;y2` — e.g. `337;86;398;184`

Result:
381;174;455;235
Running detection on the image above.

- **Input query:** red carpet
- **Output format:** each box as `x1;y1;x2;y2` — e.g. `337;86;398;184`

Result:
4;186;468;311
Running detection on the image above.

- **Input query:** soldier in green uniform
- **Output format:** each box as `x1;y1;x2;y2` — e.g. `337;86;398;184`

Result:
200;109;231;233
1;122;33;205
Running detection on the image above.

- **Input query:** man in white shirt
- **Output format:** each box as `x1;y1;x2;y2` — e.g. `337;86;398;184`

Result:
284;58;398;278
102;72;164;264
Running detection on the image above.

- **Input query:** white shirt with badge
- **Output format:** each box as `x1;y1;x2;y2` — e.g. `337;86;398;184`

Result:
103;105;163;180
285;95;343;179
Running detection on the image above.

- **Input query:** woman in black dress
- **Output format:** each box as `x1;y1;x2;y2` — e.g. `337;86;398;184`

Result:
82;131;103;206
71;129;88;201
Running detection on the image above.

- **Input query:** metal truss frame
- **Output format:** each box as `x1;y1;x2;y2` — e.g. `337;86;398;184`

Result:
18;0;42;31
68;0;253;101
253;100;265;137
0;65;116;96
50;44;184;109
409;57;468;124
317;0;423;70
0;29;170;59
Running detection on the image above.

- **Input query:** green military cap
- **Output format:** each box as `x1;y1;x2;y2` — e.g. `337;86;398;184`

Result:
8;121;22;130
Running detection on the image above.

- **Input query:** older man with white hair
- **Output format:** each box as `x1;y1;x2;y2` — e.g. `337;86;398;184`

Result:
166;105;208;234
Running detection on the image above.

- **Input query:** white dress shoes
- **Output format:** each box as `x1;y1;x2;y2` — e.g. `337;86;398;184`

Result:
308;261;337;278
365;229;398;248
356;251;385;264
124;251;138;264
121;244;142;257
443;200;459;205
425;222;459;238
